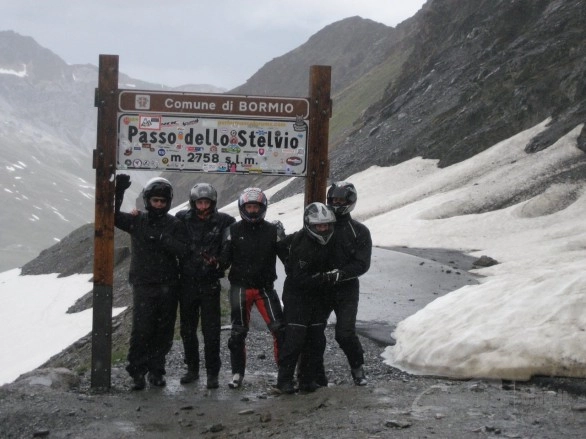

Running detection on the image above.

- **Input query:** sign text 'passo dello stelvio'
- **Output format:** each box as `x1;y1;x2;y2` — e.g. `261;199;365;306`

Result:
126;127;302;149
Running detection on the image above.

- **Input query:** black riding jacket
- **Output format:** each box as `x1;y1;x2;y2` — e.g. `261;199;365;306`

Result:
330;213;372;280
176;208;236;280
283;230;333;294
115;210;188;286
220;219;288;289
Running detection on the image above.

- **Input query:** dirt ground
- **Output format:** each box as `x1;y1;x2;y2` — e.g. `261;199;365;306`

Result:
2;325;586;439
3;246;585;438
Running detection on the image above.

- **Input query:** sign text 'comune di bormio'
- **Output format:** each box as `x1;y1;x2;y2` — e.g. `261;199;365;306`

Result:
117;90;310;176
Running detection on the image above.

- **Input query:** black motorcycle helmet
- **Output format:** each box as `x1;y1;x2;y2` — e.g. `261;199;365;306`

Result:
142;177;173;216
326;181;357;216
189;183;217;216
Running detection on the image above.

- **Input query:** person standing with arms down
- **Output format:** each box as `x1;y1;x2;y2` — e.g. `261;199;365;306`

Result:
275;202;337;394
114;174;188;390
176;183;235;390
320;181;372;386
220;187;288;389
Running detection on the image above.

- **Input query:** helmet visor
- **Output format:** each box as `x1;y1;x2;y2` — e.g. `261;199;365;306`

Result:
307;223;334;245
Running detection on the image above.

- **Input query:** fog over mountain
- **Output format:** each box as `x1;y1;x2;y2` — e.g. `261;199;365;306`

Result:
0;31;225;271
1;0;585;274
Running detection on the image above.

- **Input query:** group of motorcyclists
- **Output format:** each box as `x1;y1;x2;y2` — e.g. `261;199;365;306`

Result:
115;174;372;394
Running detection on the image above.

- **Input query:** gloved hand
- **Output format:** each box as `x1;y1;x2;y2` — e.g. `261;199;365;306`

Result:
312;270;344;285
115;174;131;194
272;220;286;240
324;269;345;284
201;251;219;267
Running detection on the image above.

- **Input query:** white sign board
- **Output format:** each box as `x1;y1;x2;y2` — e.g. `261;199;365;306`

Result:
116;91;309;175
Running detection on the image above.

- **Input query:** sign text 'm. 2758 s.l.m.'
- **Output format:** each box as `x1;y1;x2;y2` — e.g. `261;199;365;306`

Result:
117;90;310;176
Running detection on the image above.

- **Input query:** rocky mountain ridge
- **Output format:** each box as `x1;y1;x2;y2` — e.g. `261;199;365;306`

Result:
271;0;586;202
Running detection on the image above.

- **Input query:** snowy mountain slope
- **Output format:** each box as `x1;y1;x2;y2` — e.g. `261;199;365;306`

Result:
0;88;95;269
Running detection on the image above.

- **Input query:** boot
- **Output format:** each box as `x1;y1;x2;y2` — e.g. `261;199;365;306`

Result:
147;372;166;387
275;380;296;394
131;373;146;391
314;363;329;387
206;374;219;389
351;366;367;386
228;373;243;389
298;380;321;393
315;374;329;387
180;368;199;384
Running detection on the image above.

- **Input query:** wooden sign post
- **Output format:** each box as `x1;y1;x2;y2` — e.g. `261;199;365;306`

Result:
304;65;332;205
91;55;118;390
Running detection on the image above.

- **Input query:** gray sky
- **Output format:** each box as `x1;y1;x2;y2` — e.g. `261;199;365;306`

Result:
1;0;426;89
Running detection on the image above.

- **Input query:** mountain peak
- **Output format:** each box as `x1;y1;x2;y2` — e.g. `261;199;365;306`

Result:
0;30;71;82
